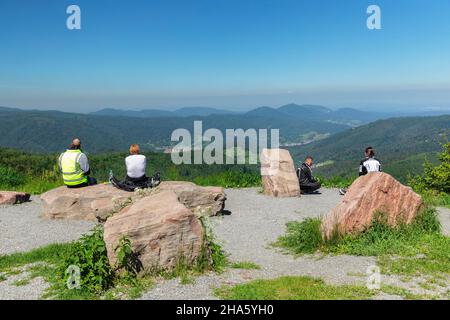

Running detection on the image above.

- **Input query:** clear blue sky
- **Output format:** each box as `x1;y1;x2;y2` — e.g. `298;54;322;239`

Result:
1;0;450;112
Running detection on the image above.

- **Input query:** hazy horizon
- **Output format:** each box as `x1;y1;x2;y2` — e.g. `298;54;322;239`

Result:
1;0;450;113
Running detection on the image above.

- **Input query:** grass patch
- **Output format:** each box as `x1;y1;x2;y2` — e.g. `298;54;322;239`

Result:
0;220;228;299
214;276;375;300
12;278;31;286
230;261;261;270
418;190;450;208
379;285;437;300
0;243;73;271
275;208;450;280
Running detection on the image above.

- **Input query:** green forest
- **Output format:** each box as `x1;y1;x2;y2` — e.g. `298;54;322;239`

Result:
1;142;449;209
0;148;261;194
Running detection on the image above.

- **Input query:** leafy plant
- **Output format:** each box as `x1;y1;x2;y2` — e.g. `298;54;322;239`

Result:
0;166;26;187
197;216;228;273
114;236;141;277
410;142;450;193
59;225;114;293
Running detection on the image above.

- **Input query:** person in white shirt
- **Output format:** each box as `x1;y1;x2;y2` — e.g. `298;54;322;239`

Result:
109;143;160;191
339;146;382;195
125;144;147;182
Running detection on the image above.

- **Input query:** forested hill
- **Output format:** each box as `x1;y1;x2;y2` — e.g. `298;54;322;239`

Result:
289;115;450;181
0;107;350;153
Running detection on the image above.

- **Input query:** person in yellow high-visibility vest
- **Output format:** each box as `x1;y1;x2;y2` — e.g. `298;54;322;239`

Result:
58;138;97;188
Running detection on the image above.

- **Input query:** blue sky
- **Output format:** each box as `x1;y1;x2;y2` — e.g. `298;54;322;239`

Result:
1;0;450;112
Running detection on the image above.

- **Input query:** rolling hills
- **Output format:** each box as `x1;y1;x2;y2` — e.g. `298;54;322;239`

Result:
289;115;450;182
0;105;357;153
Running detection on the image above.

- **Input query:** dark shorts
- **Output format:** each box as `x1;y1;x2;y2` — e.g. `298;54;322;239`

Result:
300;181;321;193
67;177;97;188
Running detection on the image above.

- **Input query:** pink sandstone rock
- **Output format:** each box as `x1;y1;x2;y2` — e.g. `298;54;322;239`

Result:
260;148;300;197
321;172;424;240
0;191;30;205
103;190;204;272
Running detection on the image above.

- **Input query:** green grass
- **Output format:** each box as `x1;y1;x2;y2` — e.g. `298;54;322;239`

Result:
418;190;450;208
0;243;72;271
275;209;450;280
214;276;375;300
0;222;228;299
230;261;261;270
317;175;355;189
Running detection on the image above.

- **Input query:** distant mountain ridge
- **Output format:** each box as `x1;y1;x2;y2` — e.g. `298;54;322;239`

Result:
289;115;450;181
0;105;348;153
92;103;394;127
91;107;236;118
0;104;449;154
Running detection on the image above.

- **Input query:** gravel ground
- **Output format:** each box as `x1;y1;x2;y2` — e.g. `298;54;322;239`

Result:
437;207;450;236
0;196;95;255
1;189;448;300
141;188;377;300
0;264;50;300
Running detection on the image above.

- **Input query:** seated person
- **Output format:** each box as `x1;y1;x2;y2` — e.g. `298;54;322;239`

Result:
125;144;147;182
110;144;160;191
58;138;97;188
339;146;382;195
297;155;321;194
359;146;381;176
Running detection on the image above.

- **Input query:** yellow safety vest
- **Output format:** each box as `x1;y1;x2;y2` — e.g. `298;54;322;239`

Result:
58;150;88;186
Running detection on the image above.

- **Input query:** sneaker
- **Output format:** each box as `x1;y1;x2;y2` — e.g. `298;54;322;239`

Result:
339;188;347;195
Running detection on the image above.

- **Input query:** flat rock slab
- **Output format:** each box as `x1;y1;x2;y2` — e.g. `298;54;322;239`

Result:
159;181;226;216
40;184;132;221
0;191;30;205
40;181;226;222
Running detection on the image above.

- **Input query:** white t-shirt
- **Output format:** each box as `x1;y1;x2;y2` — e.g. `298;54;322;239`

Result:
125;154;147;178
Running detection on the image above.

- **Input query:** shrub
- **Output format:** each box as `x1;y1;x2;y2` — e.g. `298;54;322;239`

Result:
60;225;114;293
0;166;26;187
410;142;450;194
275;218;324;254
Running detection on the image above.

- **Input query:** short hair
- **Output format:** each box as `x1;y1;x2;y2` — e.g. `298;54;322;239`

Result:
365;146;375;157
129;144;140;155
305;155;313;161
70;138;81;149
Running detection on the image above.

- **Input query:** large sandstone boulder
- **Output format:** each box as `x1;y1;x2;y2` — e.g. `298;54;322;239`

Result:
103;190;204;272
40;184;133;221
260;148;300;197
159;181;225;216
40;181;226;221
0;191;30;205
321;172;424;240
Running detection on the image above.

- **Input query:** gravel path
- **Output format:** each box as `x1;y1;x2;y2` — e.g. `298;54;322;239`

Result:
1;189;448;300
437;207;450;236
0;197;95;255
141;188;376;300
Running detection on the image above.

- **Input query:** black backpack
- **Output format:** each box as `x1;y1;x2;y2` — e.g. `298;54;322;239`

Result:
109;172;161;192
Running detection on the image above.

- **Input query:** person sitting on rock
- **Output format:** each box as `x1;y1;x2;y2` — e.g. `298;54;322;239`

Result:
58;138;97;188
339;146;382;195
359;146;381;176
110;144;160;192
297;155;321;194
